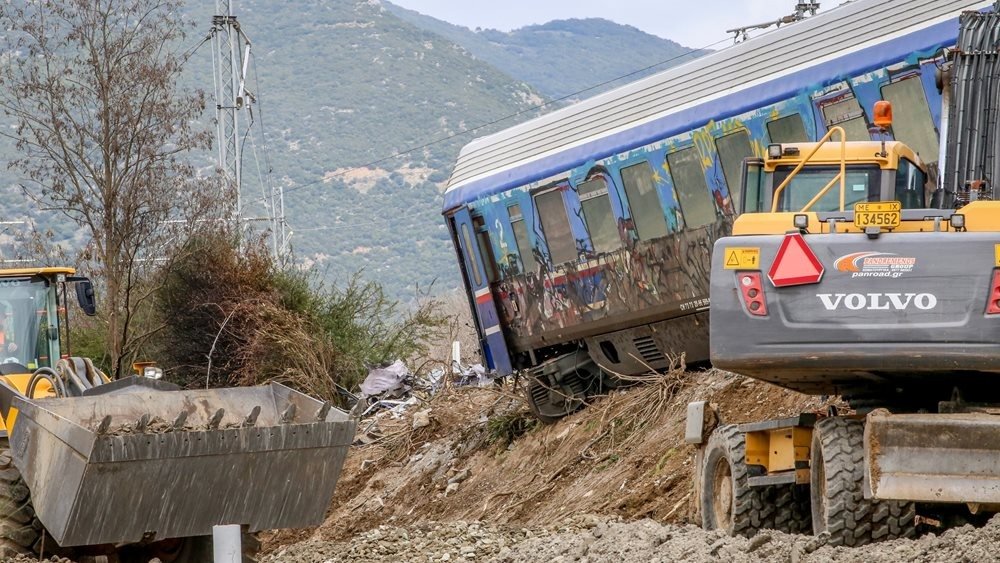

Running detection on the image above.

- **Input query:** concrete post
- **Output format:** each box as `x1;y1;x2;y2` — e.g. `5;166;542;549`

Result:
213;524;242;563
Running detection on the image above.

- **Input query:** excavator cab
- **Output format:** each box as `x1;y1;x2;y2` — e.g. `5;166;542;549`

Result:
740;138;929;215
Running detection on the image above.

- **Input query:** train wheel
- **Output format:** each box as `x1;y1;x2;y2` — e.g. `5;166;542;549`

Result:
700;425;773;536
524;373;587;424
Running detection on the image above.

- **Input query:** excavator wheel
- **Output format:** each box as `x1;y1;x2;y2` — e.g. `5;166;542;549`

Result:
810;418;915;546
772;483;812;534
700;424;774;536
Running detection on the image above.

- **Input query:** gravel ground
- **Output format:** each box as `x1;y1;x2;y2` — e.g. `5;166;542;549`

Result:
261;514;1000;563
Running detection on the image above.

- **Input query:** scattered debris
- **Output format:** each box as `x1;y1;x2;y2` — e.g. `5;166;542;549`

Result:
411;409;432;429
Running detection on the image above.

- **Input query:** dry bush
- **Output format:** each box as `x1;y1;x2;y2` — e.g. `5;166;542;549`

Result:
579;356;690;461
154;230;447;407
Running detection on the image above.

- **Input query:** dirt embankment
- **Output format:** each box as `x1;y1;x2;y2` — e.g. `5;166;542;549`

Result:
260;369;826;553
260;368;1000;562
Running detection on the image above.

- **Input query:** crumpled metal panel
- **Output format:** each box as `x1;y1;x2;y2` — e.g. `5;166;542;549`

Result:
864;410;1000;503
9;381;355;547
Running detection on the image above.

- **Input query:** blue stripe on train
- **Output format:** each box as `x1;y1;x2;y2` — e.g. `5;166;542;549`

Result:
443;17;956;211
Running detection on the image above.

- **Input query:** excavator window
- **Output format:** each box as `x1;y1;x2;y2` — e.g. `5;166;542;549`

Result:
771;164;880;212
894;158;927;208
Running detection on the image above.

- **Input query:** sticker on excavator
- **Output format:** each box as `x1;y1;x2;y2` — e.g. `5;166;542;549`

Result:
854;201;900;229
723;247;760;269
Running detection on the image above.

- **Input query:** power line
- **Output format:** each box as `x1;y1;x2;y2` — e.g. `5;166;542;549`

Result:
180;31;214;65
242;35;732;207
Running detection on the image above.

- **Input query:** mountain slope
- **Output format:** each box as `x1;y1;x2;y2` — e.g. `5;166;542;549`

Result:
0;1;708;303
177;1;547;298
384;6;709;99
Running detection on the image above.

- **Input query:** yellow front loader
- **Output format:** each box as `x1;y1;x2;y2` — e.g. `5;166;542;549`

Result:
0;268;355;561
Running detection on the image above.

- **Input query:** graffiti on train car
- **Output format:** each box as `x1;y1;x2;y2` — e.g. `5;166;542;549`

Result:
493;217;730;349
457;50;949;358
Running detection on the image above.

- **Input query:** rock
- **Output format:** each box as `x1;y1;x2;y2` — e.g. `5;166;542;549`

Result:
445;482;460;495
746;532;771;553
790;540;806;563
360;459;376;472
803;531;830;554
448;469;470;484
413;409;432;429
708;538;727;556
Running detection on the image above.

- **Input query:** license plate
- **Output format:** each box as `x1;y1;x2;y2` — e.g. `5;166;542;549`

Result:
854;201;901;229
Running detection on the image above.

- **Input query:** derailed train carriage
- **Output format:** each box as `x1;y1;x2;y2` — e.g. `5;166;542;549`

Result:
441;0;991;421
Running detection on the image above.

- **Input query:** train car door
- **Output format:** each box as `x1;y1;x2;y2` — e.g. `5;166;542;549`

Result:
447;206;513;375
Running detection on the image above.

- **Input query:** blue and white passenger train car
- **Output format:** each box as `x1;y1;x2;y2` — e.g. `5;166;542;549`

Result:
441;0;991;420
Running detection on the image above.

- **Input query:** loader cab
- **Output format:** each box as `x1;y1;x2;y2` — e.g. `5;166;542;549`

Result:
0;268;93;375
740;140;929;215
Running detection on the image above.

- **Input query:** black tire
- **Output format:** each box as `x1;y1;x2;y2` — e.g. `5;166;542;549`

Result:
700;425;774;536
0;447;39;557
773;483;812;534
810;418;915;546
871;495;917;541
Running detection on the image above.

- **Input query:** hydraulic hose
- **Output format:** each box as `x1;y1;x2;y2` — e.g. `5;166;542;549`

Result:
26;367;66;399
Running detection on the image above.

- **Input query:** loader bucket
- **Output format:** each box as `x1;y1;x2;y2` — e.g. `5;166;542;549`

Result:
6;379;356;547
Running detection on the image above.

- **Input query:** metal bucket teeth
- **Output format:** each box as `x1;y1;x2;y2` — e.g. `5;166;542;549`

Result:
8;380;355;547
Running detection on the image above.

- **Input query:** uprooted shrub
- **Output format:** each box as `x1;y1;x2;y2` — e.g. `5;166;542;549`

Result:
152;230;445;407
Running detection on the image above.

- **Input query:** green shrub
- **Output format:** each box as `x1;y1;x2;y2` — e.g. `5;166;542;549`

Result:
153;230;445;407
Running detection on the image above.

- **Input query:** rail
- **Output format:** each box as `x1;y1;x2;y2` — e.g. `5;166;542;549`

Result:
769;126;847;213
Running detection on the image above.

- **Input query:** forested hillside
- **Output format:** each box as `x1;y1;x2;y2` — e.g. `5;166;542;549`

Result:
0;0;707;301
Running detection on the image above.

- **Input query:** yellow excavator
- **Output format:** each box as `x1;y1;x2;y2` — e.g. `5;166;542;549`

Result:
0;267;355;561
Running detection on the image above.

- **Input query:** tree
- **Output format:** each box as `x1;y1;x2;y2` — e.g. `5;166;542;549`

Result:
0;0;218;377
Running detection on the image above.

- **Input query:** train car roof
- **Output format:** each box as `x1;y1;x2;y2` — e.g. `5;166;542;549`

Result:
443;0;992;211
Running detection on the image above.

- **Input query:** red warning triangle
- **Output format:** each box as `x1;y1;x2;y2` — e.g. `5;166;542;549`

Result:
768;232;824;287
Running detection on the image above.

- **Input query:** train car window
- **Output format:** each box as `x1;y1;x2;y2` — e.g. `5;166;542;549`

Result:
766;114;808;143
534;189;577;265
881;77;938;165
578;177;621;253
894;158;927;209
507;204;537;274
460;222;482;286
821;97;870;141
666;148;716;228
715;131;754;212
620;162;669;240
473;215;499;283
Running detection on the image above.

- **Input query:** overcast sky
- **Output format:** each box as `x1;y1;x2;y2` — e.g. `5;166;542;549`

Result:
388;0;818;48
